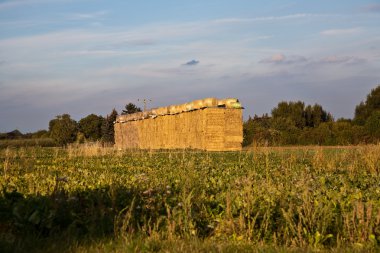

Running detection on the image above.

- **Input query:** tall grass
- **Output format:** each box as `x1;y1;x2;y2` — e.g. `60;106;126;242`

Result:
0;138;56;148
0;145;379;252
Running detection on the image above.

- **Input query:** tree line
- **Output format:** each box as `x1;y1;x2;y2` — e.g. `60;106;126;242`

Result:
243;85;380;146
1;85;379;147
0;103;142;146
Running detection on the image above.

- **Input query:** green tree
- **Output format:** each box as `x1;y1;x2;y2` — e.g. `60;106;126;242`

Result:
101;109;118;143
122;103;142;115
243;114;275;146
354;85;380;125
31;130;49;139
305;104;332;128
310;122;334;145
272;101;306;129
364;110;380;142
78;114;104;141
49;114;78;146
270;116;300;145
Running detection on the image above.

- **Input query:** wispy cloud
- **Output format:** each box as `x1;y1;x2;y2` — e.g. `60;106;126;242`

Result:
362;4;380;13
212;13;318;24
319;56;367;65
321;27;361;36
0;0;72;11
259;54;308;64
259;54;369;68
66;10;109;20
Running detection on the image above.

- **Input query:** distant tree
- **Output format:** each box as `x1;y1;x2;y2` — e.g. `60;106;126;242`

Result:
354;85;380;125
364;110;380;142
78;114;104;141
304;104;332;128
311;122;334;145
5;130;24;139
31;130;49;139
101;109;118;143
122;103;142;115
271;101;306;129
243;114;275;146
243;116;255;146
49;114;78;146
270;117;300;145
331;121;354;145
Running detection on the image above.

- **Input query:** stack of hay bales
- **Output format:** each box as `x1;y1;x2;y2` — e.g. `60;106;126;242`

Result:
114;97;243;151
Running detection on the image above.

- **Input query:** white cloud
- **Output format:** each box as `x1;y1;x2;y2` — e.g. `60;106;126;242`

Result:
321;28;361;36
0;0;74;10
66;10;109;20
363;4;380;13
260;54;308;64
319;56;367;65
212;13;319;24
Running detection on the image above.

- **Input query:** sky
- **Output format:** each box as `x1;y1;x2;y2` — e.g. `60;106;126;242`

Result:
1;0;380;132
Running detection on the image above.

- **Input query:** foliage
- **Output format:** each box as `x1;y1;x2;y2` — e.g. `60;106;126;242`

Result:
243;87;380;146
122;103;142;115
354;85;380;125
0;130;23;140
0;146;380;252
101;109;118;143
272;101;307;128
364;110;380;141
49;114;78;146
78;114;104;141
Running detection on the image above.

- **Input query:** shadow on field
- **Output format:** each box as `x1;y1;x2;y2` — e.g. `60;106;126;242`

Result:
0;180;177;253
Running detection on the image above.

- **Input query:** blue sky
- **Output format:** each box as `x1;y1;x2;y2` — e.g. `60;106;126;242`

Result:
1;0;380;132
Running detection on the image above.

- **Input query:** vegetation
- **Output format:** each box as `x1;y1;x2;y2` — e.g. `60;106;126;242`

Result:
354;86;380;125
243;85;380;146
0;138;55;149
0;145;379;252
2;86;380;148
122;103;142;115
101;108;118;144
78;114;104;141
49;114;78;146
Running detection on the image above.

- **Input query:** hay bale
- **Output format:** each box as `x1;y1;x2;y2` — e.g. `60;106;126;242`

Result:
185;102;194;111
150;108;158;115
217;98;239;108
131;112;143;120
224;98;238;108
178;104;187;113
114;98;243;151
203;97;217;107
168;105;177;115
193;99;204;109
156;107;168;116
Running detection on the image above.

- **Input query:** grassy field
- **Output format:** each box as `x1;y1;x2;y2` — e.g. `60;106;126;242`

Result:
0;145;379;252
0;138;56;149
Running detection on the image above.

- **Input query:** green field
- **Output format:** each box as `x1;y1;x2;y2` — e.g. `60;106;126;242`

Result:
1;145;379;252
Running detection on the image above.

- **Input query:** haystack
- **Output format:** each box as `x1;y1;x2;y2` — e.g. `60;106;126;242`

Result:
114;98;243;151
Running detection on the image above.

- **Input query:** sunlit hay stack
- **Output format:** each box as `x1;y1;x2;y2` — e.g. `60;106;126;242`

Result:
114;98;243;151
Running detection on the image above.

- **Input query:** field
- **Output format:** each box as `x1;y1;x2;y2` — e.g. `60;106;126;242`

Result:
1;145;380;252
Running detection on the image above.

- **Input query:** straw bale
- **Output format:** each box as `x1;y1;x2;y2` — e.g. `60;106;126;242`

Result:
174;105;182;114
117;115;126;122
203;97;218;107
168;105;177;115
193;99;204;109
156;107;168;116
114;100;243;151
217;99;226;107
185;102;194;111
178;104;187;113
